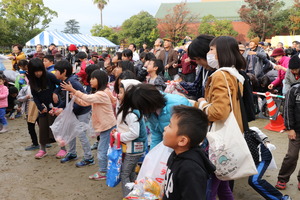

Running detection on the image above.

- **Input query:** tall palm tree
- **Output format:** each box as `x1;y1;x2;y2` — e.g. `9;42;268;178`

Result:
93;0;109;27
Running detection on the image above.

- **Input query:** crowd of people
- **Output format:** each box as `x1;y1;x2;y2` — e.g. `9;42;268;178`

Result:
1;34;300;200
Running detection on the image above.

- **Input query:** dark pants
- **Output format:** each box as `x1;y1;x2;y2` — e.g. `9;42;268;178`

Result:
38;114;56;145
183;72;196;82
278;134;300;183
210;174;234;200
27;122;38;146
249;144;283;200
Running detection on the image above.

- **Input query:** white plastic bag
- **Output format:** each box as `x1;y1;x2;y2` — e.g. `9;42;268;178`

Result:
137;142;173;184
50;96;89;146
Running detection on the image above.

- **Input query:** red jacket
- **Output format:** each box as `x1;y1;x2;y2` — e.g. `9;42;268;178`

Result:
178;53;197;75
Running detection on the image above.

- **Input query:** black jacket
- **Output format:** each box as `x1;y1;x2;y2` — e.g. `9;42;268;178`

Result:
55;75;91;116
284;82;300;132
163;147;215;200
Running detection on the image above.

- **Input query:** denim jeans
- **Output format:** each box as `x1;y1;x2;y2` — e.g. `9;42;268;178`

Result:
97;126;116;172
121;153;142;197
68;112;92;159
0;108;7;125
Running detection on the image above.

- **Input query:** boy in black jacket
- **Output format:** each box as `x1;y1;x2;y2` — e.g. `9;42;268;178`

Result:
162;105;215;200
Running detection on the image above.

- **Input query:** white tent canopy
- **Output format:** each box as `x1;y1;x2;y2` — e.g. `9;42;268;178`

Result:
25;31;117;47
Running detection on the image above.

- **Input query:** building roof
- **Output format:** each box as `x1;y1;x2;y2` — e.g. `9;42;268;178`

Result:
155;0;295;22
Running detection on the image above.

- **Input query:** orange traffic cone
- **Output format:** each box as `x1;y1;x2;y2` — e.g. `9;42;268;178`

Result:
264;92;285;132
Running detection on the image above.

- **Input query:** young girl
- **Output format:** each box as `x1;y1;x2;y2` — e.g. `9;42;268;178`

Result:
27;58;65;159
61;69;116;180
0;75;8;133
114;79;147;197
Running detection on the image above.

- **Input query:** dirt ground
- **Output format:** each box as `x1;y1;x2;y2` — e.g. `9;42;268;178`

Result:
0;117;299;200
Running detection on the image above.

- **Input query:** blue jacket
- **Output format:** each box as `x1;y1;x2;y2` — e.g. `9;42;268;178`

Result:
148;93;191;149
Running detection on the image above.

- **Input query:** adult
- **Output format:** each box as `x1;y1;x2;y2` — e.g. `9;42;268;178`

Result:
198;36;246;200
268;48;290;94
284;54;300;94
139;43;148;54
66;44;79;71
128;43;140;62
157;38;178;80
244;37;267;78
150;38;164;58
46;43;57;55
33;44;44;58
7;44;26;71
175;41;197;82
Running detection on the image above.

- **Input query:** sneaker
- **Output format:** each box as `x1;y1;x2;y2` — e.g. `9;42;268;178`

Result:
45;144;52;148
0;125;8;133
90;141;98;150
56;149;67;159
9;113;15;120
60;153;78;163
88;171;106;180
25;144;39;151
15;112;22;118
75;157;95;167
276;181;287;190
281;195;292;200
35;150;47;159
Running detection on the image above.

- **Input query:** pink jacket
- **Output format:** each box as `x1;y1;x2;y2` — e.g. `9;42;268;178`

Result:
74;88;116;132
272;56;290;87
0;85;8;108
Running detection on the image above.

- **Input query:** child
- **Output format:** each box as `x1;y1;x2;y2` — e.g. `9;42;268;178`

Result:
61;69;116;180
114;79;147;197
27;58;64;159
43;55;55;73
162;105;215;200
0;75;9;133
17;84;39;151
275;82;300;191
147;58;166;91
15;59;29;91
52;61;94;167
6;86;19;120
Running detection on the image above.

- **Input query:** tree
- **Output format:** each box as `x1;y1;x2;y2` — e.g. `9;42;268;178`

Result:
118;11;159;47
198;15;238;37
157;3;198;44
287;0;300;35
93;0;109;27
0;0;57;45
63;19;80;34
239;0;285;40
90;25;119;44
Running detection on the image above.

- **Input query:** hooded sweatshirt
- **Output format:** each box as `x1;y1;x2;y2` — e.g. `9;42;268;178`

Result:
163;147;216;200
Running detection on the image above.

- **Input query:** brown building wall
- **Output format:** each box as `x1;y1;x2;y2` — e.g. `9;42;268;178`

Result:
157;21;251;43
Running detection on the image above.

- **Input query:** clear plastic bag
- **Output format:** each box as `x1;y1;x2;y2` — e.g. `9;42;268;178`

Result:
50;95;89;146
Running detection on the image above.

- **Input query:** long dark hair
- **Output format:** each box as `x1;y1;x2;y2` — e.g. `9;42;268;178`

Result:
27;58;47;91
209;36;246;70
114;70;136;94
118;84;166;121
90;69;108;91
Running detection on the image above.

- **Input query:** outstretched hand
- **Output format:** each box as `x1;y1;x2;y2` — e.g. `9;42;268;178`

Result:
60;81;76;93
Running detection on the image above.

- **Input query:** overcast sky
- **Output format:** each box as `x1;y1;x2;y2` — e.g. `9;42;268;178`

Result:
43;0;199;34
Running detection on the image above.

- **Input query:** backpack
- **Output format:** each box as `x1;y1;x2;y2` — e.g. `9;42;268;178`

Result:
239;70;256;122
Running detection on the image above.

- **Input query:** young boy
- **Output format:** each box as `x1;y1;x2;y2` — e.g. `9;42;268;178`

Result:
275;81;300;191
52;60;94;167
162;105;215;200
147;58;166;91
43;55;55;73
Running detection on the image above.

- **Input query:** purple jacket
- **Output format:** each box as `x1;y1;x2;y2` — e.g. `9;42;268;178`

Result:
0;85;8;108
272;56;290;87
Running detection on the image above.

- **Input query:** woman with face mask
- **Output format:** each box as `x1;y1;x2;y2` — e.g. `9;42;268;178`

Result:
198;36;246;200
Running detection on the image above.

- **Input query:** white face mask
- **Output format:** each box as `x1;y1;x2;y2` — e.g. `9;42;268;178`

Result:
206;53;219;69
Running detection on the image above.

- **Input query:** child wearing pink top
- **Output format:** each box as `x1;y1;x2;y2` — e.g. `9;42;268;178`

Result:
61;69;116;180
0;75;8;133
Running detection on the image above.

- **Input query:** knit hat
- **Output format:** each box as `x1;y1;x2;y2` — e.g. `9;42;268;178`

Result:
121;79;141;91
250;37;260;46
288;54;300;69
270;48;285;57
69;44;77;51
